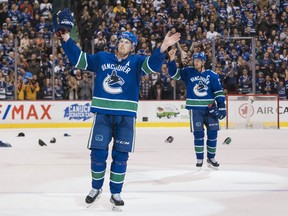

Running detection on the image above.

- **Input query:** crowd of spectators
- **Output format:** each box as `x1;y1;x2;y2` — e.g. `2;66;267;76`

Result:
0;0;288;101
0;0;94;101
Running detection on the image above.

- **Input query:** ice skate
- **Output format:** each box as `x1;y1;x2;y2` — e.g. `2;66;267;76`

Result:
85;188;102;207
196;159;203;169
110;193;124;212
207;158;219;170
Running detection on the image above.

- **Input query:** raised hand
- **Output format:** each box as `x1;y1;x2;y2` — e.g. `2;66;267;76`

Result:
53;8;74;41
168;48;177;61
160;31;181;53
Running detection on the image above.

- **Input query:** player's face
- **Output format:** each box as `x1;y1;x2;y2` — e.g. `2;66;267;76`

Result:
194;59;204;71
118;38;133;57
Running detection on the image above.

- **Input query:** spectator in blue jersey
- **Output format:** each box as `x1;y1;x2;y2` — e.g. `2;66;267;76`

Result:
167;49;226;169
8;3;21;32
285;71;288;99
5;74;14;100
261;75;275;94
238;68;252;94
53;8;180;209
0;71;7;100
277;80;286;100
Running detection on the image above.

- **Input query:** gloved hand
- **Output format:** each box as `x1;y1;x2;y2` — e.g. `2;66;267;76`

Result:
208;102;226;120
53;8;74;39
217;102;226;120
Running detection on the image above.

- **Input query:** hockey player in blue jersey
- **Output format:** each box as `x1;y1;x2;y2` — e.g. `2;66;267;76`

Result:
53;9;181;209
167;49;226;169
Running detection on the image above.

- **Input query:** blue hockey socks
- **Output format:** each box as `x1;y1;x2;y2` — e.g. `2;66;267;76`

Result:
110;150;129;194
207;130;218;159
193;131;205;159
90;149;108;190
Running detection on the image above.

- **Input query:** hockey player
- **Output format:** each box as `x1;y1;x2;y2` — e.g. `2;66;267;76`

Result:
53;9;181;209
167;49;226;169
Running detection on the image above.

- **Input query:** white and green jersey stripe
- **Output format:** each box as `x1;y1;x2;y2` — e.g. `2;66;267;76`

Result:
91;97;138;114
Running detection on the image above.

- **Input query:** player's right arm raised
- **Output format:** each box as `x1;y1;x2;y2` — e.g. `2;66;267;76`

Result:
53;9;98;73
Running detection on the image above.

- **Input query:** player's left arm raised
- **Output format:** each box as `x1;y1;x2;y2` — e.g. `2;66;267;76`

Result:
141;32;181;75
160;32;181;53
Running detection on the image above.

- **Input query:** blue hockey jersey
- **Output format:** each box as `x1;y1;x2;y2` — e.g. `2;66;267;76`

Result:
62;38;166;117
168;60;225;110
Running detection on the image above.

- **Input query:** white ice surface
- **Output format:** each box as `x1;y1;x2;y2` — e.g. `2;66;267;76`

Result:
0;128;288;216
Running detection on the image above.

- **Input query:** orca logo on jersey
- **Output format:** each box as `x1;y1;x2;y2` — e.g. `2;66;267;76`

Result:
193;81;208;97
103;70;125;94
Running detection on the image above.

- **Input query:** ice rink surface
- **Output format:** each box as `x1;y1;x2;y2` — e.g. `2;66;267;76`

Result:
0;127;288;216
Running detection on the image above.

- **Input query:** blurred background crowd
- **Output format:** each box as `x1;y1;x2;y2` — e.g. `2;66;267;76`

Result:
0;0;288;101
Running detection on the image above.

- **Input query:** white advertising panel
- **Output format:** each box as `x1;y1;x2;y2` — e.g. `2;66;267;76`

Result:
0;100;288;128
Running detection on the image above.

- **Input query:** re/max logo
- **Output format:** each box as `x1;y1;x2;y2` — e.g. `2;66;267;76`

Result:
0;104;52;120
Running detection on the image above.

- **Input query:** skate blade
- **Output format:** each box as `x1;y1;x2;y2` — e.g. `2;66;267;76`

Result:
112;205;123;212
207;164;219;170
86;195;101;208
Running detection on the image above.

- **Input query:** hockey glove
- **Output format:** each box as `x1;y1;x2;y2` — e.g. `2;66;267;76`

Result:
53;8;74;39
208;103;219;119
217;102;226;120
208;103;226;120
